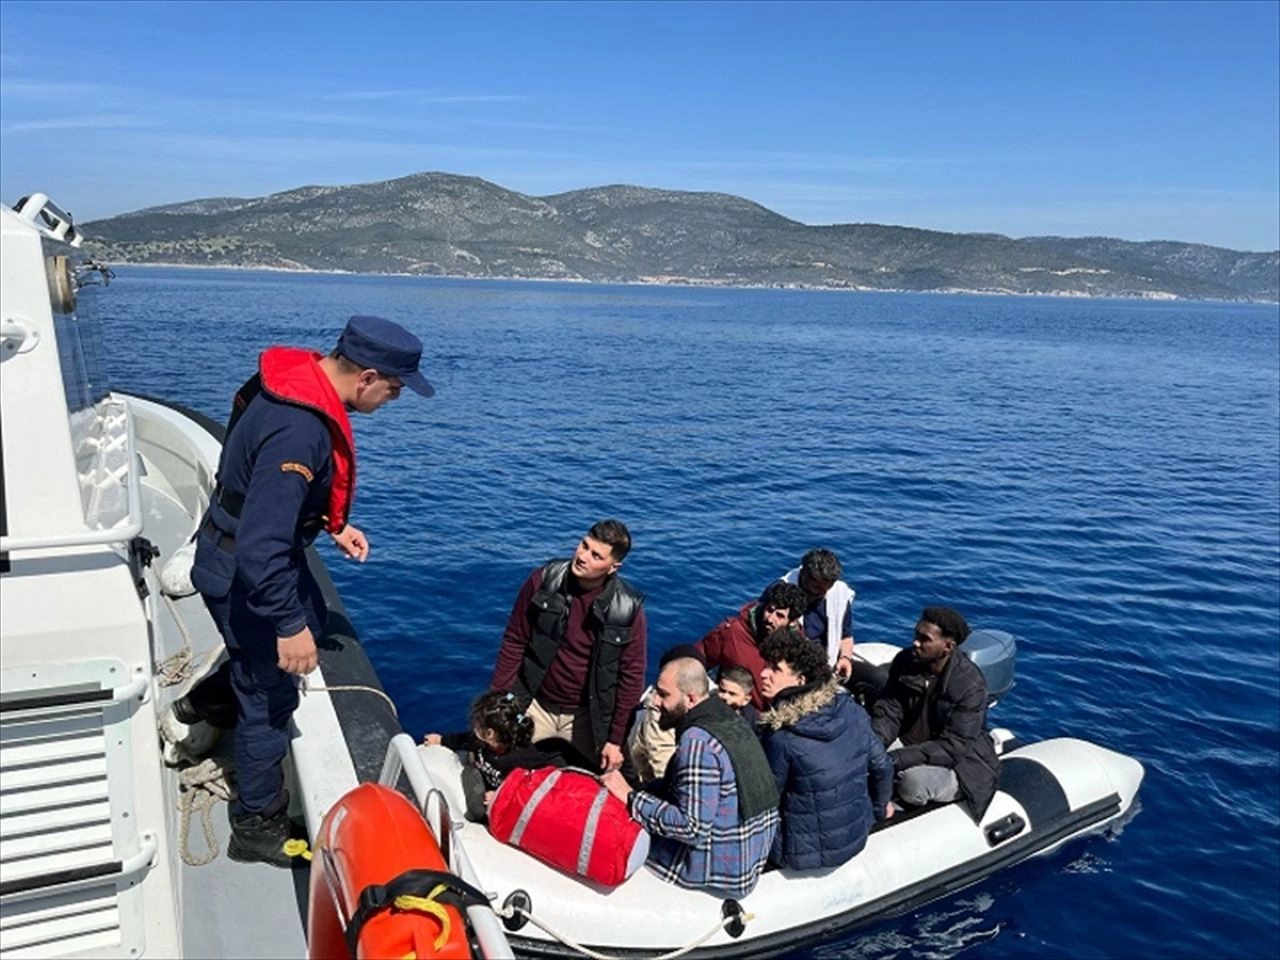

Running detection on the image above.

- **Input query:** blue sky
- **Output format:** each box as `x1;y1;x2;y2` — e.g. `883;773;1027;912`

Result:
1;0;1277;250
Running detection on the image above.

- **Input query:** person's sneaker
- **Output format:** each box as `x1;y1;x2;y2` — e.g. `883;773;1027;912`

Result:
227;809;296;868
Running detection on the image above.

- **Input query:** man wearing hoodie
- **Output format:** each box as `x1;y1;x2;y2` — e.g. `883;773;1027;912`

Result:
758;628;894;869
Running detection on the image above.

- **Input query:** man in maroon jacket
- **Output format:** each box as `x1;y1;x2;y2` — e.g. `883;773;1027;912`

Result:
490;520;647;772
695;580;808;710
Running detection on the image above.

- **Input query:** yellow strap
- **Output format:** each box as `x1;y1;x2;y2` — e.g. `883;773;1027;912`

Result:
282;839;313;861
392;885;452;953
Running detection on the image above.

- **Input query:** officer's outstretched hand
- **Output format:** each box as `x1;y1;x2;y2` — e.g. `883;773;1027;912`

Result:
332;524;370;562
278;627;319;675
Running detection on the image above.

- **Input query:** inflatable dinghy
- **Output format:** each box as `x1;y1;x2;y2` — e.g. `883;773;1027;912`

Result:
417;635;1144;958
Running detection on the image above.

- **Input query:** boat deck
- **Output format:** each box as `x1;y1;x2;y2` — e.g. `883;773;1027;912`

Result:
177;739;310;958
141;433;315;959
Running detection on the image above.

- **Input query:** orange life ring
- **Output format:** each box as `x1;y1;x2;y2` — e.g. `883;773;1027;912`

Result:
307;783;475;959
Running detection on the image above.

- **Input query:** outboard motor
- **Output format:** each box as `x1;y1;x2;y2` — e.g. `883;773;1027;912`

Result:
962;629;1017;706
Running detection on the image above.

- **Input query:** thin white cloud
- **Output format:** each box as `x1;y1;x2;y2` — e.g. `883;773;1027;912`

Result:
2;114;153;132
325;89;526;104
0;79;130;99
125;132;583;168
461;117;632;135
416;94;527;104
325;89;446;101
238;109;385;127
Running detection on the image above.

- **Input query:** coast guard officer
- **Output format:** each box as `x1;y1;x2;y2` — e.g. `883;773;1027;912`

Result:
175;315;433;867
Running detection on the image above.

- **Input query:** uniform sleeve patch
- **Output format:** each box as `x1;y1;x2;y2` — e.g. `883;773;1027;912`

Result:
280;461;315;482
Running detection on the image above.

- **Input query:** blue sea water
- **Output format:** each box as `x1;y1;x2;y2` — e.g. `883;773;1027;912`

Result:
101;268;1279;959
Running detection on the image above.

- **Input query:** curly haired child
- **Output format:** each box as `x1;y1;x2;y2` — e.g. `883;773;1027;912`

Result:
424;691;589;821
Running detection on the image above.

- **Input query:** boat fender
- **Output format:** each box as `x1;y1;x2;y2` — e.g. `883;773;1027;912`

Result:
160;538;198;598
344;868;491;957
984;812;1027;846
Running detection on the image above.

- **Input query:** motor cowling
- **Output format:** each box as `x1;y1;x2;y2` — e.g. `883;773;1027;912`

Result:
963;629;1017;706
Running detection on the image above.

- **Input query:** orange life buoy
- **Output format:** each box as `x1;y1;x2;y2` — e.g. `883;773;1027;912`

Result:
307;783;476;959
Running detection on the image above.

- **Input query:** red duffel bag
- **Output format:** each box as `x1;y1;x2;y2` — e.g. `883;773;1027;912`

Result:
488;767;649;887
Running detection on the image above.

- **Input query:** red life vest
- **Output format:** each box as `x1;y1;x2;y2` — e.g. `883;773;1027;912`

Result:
250;347;356;534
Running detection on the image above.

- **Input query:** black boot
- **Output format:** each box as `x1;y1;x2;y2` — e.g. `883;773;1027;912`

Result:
175;666;239;729
461;765;489;823
173;692;238;730
227;808;296;868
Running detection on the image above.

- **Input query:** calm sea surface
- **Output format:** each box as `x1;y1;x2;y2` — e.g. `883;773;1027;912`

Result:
102;268;1279;959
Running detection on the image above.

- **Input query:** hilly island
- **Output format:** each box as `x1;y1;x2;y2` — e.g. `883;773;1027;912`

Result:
81;172;1279;302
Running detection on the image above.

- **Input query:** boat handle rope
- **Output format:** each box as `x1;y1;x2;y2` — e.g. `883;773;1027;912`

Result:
298;675;399;718
158;589;399;718
494;896;754;960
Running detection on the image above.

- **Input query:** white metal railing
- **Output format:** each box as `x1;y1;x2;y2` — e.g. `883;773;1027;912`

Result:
0;833;157;904
0;402;144;553
379;732;513;958
0;675;149;717
12;194;82;246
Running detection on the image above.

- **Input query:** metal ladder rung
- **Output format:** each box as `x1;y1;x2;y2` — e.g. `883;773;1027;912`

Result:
0;916;122;958
0;712;103;749
0;886;116;931
0;799;111;838
1;821;114;860
0;778;109;815
0;732;105;768
0;756;108;791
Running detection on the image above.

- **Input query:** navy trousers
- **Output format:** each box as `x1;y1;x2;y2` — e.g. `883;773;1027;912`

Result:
201;591;301;819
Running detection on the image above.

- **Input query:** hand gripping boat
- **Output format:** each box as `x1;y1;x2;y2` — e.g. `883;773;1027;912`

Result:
415;634;1145;959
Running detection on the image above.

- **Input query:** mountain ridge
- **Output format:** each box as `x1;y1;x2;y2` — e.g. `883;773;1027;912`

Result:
81;172;1280;301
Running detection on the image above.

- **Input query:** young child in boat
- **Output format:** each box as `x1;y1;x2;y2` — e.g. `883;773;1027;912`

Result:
423;691;588;822
717;665;762;728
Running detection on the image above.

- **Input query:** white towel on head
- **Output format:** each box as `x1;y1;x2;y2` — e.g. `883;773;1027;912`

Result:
780;568;855;665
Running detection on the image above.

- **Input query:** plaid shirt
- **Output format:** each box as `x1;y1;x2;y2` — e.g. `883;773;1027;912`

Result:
630;726;779;897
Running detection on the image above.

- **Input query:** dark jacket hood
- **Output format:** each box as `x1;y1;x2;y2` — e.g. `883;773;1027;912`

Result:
759;678;845;741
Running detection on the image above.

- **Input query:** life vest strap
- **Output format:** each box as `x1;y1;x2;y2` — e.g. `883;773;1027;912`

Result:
345;868;489;956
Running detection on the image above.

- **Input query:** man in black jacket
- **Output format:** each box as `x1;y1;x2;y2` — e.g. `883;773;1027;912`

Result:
489;520;646;773
870;606;998;822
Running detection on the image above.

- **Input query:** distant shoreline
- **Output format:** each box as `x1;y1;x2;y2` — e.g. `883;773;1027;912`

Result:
108;260;1279;305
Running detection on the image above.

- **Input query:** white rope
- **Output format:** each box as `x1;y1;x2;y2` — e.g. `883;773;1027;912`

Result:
299;677;399;718
494;901;748;960
156;593;220;687
175;757;235;867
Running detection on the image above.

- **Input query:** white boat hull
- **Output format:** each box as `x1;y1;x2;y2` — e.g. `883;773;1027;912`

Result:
420;735;1143;957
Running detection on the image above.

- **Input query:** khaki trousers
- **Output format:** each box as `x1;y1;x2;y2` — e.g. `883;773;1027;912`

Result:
526;698;598;763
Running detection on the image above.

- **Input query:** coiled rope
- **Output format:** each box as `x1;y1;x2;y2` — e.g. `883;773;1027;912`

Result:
493;900;753;960
175;757;235;866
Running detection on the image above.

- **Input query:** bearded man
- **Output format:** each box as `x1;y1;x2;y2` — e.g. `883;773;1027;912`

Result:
602;657;779;897
870;606;999;821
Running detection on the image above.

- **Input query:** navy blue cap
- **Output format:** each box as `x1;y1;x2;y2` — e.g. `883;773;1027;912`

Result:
335;315;434;397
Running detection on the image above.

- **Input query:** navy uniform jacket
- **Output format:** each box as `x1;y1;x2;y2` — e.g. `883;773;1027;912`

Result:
194;393;334;640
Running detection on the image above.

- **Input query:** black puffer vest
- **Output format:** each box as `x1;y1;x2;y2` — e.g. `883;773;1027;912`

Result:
514;558;644;755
